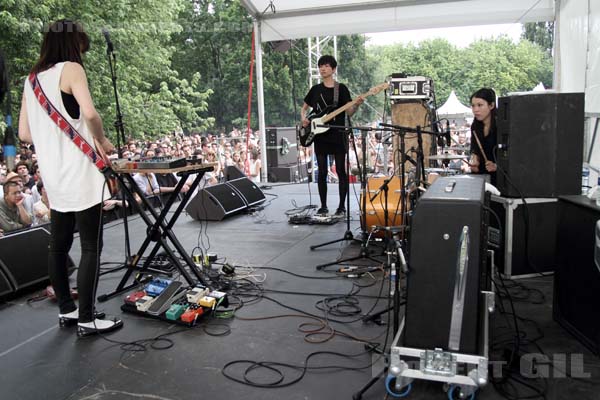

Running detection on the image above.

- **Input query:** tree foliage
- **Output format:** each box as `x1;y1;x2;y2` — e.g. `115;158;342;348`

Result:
1;0;213;142
0;0;554;141
522;21;554;55
370;35;553;107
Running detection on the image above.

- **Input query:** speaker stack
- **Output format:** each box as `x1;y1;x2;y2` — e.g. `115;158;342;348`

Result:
0;226;75;299
266;126;309;183
186;174;266;221
496;92;584;198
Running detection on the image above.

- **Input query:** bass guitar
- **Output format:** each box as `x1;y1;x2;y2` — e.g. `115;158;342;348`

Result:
299;82;389;147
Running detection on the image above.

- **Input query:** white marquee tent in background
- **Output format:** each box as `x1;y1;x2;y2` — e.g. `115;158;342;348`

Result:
239;0;600;180
437;90;473;120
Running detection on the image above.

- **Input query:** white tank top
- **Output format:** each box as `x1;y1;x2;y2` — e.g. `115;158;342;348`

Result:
24;62;109;212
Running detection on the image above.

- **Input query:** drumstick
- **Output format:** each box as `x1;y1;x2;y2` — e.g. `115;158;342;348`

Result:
471;130;488;164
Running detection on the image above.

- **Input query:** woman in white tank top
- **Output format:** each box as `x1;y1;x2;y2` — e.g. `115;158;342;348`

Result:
18;20;123;337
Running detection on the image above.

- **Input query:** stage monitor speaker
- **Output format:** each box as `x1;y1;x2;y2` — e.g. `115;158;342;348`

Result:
186;183;247;221
0;267;13;297
0;225;74;294
266;127;298;167
405;176;489;355
226;177;266;207
496;92;584;197
224;165;246;181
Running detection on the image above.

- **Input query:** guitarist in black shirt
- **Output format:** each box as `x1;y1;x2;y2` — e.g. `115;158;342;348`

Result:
301;55;363;217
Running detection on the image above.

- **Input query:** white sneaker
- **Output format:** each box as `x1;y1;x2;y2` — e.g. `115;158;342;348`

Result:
77;317;123;337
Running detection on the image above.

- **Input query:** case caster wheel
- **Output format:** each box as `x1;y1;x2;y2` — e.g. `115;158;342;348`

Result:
447;385;476;400
385;375;412;398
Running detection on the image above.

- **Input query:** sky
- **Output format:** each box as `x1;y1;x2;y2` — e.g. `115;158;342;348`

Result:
365;23;523;48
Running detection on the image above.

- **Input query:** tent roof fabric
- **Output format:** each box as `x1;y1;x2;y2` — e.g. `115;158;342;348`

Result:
438;90;473;118
240;0;555;42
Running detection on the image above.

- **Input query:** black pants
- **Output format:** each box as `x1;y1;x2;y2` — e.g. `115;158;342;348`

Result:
49;203;103;323
316;152;348;211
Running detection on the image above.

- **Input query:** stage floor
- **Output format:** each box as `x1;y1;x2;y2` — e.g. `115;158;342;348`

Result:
0;182;598;400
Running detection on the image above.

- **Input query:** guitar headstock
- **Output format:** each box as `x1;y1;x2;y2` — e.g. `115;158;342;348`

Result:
366;82;390;96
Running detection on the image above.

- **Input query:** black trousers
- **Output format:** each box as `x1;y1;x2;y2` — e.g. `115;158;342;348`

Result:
49;203;103;323
315;151;348;210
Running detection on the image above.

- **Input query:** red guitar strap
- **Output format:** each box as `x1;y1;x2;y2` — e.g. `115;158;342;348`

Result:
28;73;110;174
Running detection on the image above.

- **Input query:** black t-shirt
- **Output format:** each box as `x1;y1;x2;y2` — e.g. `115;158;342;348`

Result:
470;121;497;184
304;82;352;154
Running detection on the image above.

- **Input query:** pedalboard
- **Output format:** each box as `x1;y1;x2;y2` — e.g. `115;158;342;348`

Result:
121;281;228;327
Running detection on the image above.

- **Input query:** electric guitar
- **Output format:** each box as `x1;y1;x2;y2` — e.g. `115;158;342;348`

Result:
299;82;389;147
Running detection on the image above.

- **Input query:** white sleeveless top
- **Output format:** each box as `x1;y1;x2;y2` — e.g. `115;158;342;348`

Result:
24;62;109;212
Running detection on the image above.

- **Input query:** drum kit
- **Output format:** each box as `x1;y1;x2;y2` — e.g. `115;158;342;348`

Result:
360;148;470;237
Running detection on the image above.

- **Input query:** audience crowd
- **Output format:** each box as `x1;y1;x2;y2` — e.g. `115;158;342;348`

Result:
0;122;472;236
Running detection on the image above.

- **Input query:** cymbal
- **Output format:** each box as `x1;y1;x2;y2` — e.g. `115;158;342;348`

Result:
444;146;470;152
428;153;469;160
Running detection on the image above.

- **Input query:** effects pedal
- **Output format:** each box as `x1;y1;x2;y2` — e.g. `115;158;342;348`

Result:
125;290;146;306
199;296;216;308
145;278;172;297
136;295;156;312
186;286;209;303
165;303;187;321
147;281;184;316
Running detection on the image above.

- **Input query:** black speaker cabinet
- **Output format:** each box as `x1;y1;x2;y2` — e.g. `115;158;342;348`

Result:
227;177;266;207
266;127;299;167
224;165;246;181
496;92;584;198
268;163;311;183
186;183;247;221
0;225;74;296
0;267;12;297
554;195;600;355
405;176;489;354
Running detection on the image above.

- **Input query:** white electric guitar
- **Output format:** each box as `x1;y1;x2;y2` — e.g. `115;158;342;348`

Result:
298;82;389;147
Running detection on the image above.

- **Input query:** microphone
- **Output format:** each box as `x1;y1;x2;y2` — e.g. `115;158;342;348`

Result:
445;121;452;147
102;28;114;53
369;176;393;202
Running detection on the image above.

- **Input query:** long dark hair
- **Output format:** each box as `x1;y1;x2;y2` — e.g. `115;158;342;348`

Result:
470;88;497;135
31;19;90;74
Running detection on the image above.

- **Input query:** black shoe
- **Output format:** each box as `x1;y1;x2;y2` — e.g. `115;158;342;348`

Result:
59;309;107;328
316;207;329;216
334;208;346;217
77;317;123;337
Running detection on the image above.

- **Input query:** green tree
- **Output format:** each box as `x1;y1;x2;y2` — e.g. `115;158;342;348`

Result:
522;21;554;54
1;0;213;143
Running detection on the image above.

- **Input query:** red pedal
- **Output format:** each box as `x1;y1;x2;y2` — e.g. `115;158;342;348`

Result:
125;291;147;306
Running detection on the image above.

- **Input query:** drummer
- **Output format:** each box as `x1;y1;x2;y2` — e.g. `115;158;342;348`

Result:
468;88;497;184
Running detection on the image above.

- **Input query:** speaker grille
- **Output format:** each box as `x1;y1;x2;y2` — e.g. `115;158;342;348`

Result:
226;178;266;207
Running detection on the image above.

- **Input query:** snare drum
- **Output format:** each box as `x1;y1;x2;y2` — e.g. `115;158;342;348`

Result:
360;176;411;237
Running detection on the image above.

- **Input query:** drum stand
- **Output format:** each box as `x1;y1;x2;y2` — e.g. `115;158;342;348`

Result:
312;126;383;270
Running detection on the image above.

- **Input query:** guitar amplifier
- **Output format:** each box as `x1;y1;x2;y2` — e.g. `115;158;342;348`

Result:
388;75;432;102
266;127;298;167
405;176;490;354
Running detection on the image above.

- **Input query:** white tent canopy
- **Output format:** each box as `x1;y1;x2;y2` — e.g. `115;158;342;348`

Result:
437;90;473;119
241;0;554;42
239;0;600;179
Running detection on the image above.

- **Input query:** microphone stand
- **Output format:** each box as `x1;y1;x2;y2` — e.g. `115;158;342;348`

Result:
312;124;387;270
101;35;133;288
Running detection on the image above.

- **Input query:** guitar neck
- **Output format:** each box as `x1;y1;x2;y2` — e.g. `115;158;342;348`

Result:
321;89;372;123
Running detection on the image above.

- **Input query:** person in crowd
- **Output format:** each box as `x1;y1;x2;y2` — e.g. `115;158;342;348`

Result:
32;180;51;226
18;19;123;336
248;149;262;183
0;177;32;232
15;161;35;193
301;55;363;216
468;88;497;184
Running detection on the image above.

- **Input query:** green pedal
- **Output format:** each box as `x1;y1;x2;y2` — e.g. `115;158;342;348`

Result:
166;303;187;320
